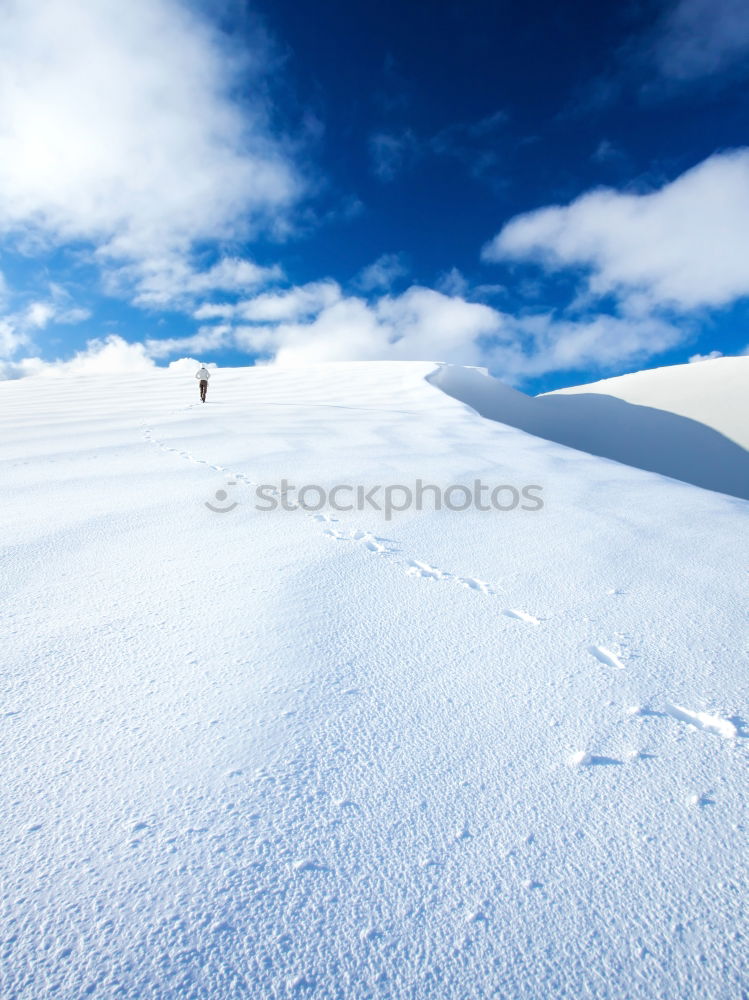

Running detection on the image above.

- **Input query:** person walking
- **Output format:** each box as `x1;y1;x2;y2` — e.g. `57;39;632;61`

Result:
195;364;211;403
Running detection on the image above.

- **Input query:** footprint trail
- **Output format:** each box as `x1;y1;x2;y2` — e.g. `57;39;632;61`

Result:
141;421;528;618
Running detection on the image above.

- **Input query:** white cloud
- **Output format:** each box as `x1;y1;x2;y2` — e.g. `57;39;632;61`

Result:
165;277;686;379
688;349;723;362
4;286;688;383
24;302;57;329
376;287;500;361
0;0;303;268
0;319;29;357
0;334;155;378
653;0;749;82
231;286;682;379
0;282;91;358
356;253;409;292
240;281;342;322
192;303;237;321
119;255;285;309
232;286;500;366
486;312;684;381
436;267;469;298
484;150;749;312
164;356;209;375
144;325;232;360
197;280;342;324
22;288;92;329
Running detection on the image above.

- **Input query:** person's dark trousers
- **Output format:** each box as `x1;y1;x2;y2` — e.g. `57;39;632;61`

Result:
199;379;207;402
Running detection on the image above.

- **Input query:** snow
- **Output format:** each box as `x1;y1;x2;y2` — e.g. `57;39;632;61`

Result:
2;360;747;999
547;356;749;451
430;356;749;499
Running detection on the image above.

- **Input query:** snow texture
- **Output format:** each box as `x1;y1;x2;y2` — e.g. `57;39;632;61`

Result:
1;360;747;999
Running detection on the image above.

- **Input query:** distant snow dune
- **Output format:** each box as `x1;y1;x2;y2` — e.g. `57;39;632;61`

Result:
429;356;749;500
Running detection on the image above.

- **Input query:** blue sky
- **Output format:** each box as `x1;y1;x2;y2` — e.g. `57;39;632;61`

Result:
1;0;748;391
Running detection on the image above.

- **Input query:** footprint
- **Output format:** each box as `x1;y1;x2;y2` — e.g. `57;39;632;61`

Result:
457;577;494;594
289;975;316;993
292;859;329;873
569;751;623;767
504;608;540;624
324;528;392;554
588;645;625;670
688;791;715;808
333;798;360;811
406;560;447;580
352;530;391;553
665;705;738;739
363;537;387;553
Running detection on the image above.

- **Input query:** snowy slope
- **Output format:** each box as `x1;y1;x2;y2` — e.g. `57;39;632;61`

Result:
547;356;749;450
2;361;748;1000
431;357;749;500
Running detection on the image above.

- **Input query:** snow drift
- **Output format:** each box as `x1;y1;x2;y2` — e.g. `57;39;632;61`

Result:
429;356;749;500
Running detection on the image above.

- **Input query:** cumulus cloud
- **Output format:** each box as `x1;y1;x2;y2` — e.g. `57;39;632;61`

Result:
223;285;684;380
355;253;409;292
232;286;501;366
652;0;749;82
484;150;749;313
0;334;155;378
3;282;689;383
135;264;688;380
0;333;216;378
0;0;304;280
